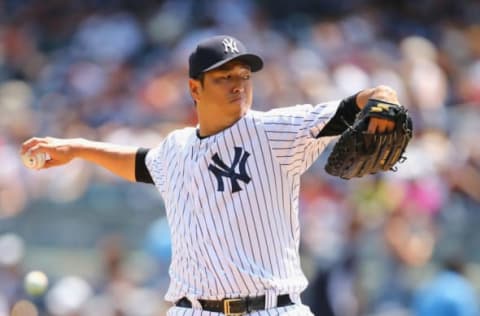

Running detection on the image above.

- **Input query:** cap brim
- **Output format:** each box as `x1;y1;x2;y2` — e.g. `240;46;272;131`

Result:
202;53;263;74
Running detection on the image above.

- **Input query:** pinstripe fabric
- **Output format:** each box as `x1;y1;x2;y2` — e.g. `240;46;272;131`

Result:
145;101;340;312
167;303;314;315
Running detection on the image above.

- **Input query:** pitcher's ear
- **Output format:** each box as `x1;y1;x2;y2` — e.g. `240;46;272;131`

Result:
189;79;199;98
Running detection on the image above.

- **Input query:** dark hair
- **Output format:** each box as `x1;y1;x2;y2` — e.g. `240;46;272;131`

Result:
192;73;205;107
196;73;205;87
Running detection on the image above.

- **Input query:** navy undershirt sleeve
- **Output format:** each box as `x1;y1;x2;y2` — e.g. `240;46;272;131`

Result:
135;148;154;184
317;92;361;137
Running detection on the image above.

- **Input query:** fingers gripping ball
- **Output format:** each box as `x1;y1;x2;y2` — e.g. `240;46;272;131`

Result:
325;99;413;179
21;152;48;169
24;270;49;296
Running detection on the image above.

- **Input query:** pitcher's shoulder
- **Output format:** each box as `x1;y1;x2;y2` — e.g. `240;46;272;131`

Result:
246;109;268;122
164;126;197;145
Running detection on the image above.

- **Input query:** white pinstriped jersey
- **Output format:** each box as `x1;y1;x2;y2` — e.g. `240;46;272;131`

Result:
145;101;340;312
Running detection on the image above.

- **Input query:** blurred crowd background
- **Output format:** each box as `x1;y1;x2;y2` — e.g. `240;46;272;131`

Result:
1;0;480;315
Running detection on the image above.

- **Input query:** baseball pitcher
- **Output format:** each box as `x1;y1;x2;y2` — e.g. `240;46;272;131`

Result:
21;35;411;315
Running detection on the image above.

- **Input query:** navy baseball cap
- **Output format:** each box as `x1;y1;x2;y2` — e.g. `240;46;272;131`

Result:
189;35;263;79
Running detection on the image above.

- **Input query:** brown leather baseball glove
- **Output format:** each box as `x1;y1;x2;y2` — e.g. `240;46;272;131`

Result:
325;99;413;179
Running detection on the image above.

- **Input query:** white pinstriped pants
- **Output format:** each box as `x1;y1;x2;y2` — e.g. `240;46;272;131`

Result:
166;304;314;315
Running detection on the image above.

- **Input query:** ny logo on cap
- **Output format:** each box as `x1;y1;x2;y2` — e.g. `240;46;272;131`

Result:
222;37;239;54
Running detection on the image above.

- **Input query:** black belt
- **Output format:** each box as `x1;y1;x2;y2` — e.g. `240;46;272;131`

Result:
175;294;293;315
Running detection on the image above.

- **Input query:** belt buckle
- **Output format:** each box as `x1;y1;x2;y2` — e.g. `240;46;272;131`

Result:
223;298;245;316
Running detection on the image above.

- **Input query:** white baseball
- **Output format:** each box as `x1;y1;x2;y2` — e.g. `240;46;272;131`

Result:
24;270;49;296
21;152;47;169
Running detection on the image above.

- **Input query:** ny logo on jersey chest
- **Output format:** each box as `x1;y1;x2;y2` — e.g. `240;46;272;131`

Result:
208;147;251;193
